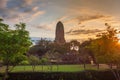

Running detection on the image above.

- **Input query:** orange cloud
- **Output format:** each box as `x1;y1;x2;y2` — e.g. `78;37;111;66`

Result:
66;29;104;35
0;0;7;8
29;11;45;22
24;0;33;5
33;11;45;18
32;6;39;11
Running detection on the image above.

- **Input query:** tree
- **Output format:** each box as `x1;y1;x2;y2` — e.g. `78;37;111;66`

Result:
0;20;32;80
28;38;52;57
28;55;40;72
89;24;120;68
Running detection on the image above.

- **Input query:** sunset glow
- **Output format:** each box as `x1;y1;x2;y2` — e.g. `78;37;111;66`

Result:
1;1;120;79
0;0;120;41
117;34;120;43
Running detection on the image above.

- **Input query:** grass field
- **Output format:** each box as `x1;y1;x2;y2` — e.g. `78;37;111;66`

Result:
0;64;111;73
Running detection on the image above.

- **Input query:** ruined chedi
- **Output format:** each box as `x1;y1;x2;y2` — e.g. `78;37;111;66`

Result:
55;21;66;44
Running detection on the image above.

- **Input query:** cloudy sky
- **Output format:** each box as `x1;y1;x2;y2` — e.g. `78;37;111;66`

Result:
0;0;120;41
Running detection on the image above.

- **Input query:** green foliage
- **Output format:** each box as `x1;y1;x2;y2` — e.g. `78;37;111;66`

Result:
88;25;120;64
0;19;31;80
0;21;32;66
28;55;40;65
28;38;51;57
40;57;48;64
0;19;32;80
19;60;29;65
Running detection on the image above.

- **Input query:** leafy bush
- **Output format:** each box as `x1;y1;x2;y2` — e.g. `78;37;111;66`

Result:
19;60;29;65
40;57;48;64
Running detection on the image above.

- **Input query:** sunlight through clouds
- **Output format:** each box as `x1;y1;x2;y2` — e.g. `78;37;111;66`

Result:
0;0;120;41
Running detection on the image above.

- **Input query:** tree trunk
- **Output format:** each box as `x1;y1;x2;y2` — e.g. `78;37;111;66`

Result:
117;64;118;69
57;64;59;71
32;65;35;72
110;64;112;69
83;62;86;70
42;65;43;71
116;64;120;69
97;64;99;70
24;66;25;71
3;65;9;80
50;64;52;72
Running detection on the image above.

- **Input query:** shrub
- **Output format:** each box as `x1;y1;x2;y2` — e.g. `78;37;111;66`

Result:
5;70;117;80
19;60;29;65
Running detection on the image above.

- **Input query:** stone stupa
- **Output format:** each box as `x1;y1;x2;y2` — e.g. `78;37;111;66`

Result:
55;21;66;44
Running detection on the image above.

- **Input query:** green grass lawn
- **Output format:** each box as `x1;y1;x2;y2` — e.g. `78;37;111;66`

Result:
0;64;110;73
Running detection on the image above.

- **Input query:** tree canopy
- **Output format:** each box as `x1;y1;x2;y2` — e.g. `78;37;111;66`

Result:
89;24;120;65
0;19;32;80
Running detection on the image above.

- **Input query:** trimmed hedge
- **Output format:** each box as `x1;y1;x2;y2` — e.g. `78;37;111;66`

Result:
0;74;3;80
0;70;117;80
